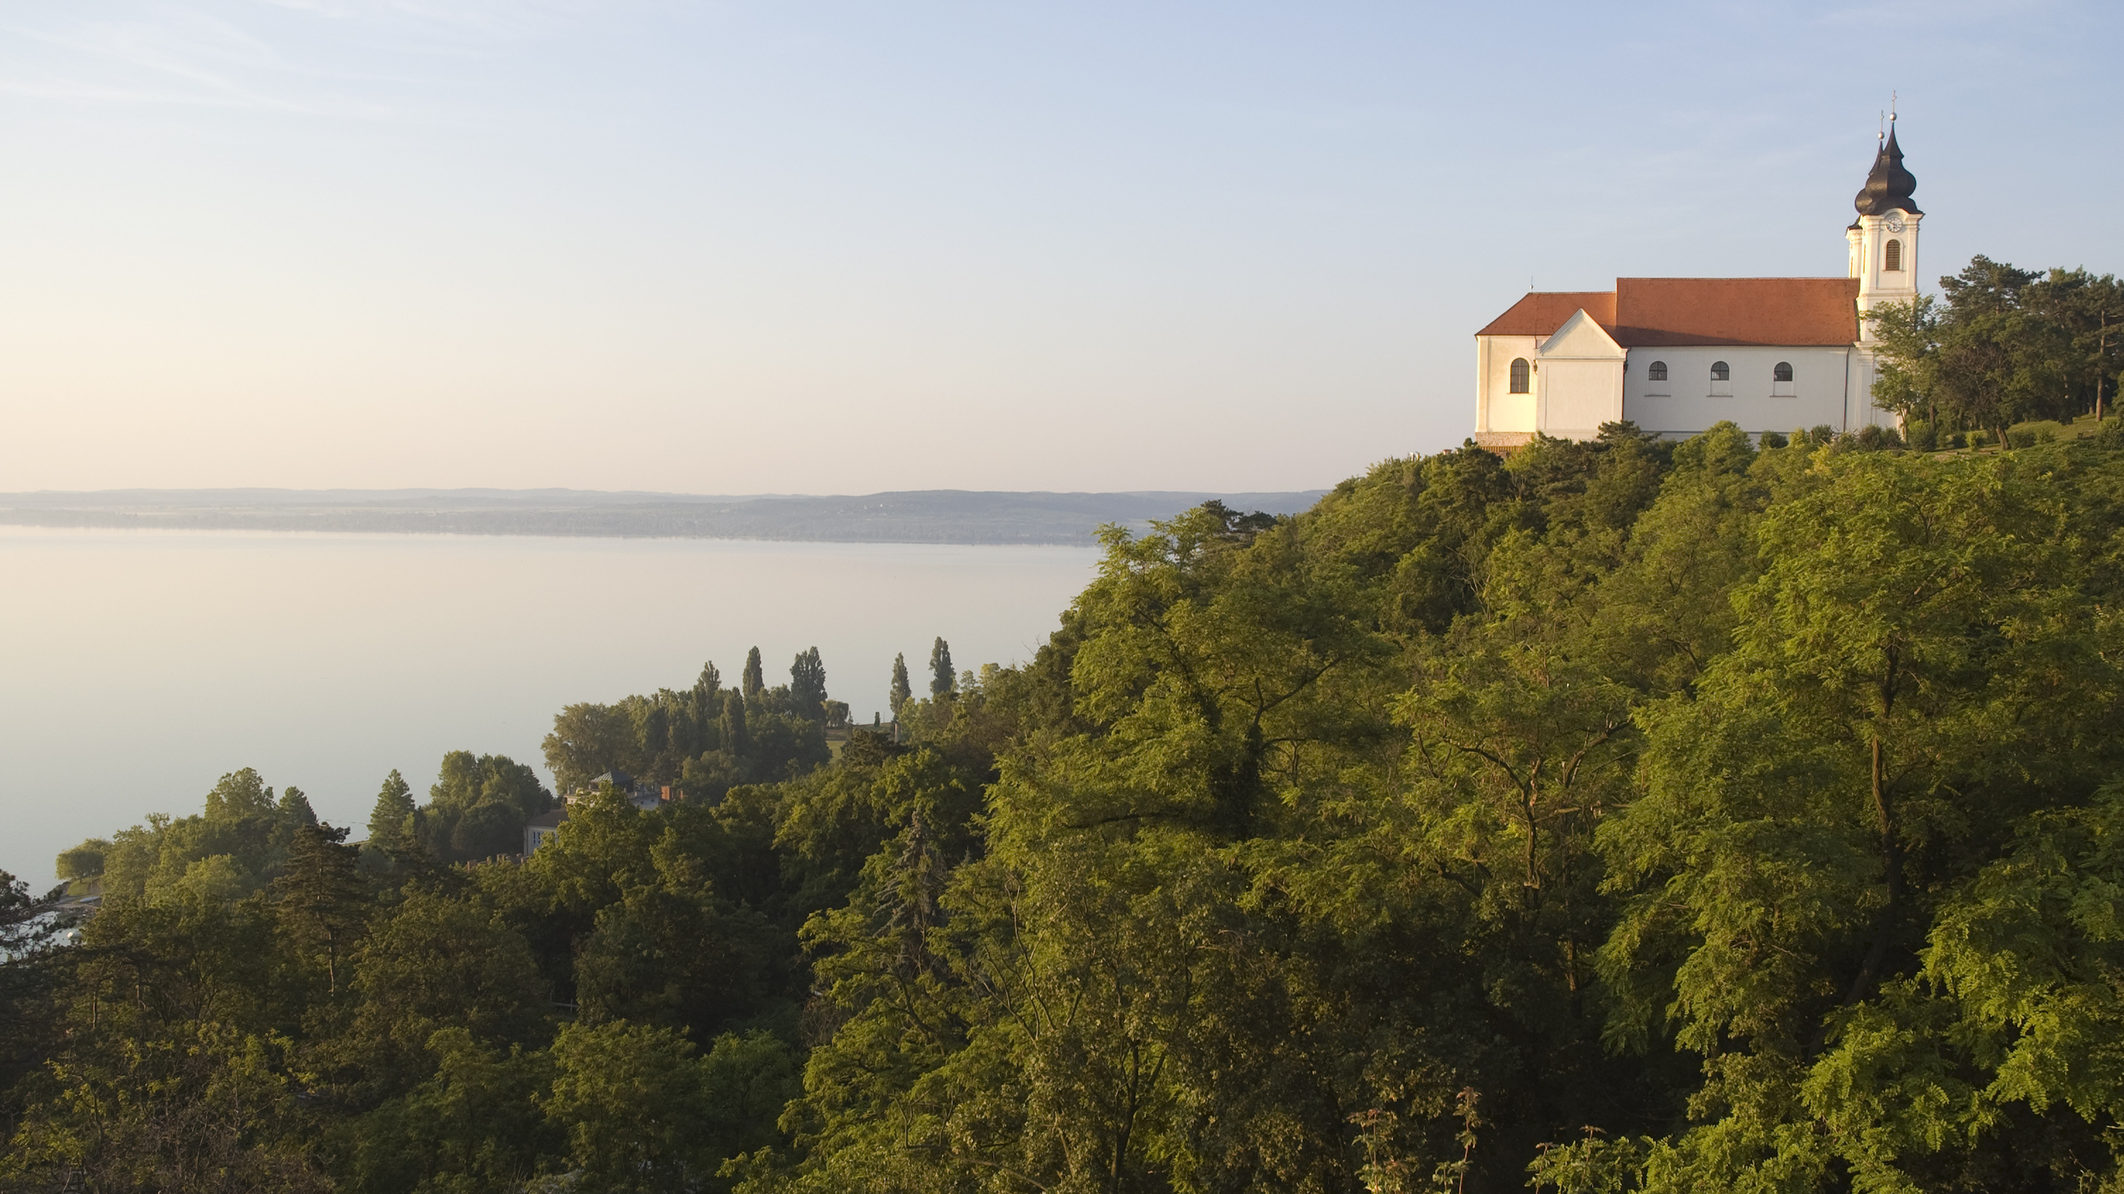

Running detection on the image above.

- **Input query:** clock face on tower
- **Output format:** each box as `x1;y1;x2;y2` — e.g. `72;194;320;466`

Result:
1885;214;1906;233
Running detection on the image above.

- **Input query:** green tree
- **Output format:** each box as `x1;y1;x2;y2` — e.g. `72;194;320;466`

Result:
273;822;370;995
743;647;766;700
346;888;548;1093
364;769;416;863
888;652;912;716
2;1019;332;1193
543;1019;783;1193
203;767;277;823
543;701;637;795
415;751;552;864
721;691;751;769
790;646;828;722
927;636;954;700
340;1026;555;1194
1593;449;2124;1191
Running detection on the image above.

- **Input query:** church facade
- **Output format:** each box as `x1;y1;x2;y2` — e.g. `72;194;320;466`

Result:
1473;125;1923;444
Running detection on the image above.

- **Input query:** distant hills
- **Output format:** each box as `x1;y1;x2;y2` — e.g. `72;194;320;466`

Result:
0;488;1328;546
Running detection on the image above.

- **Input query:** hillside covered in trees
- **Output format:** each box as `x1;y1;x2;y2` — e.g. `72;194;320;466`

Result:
9;420;2124;1192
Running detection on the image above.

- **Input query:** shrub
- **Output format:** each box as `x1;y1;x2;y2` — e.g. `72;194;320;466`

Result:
1947;431;1967;449
1967;428;1990;449
1809;424;1837;446
1758;430;1788;449
2008;419;2067;447
1906;420;1938;451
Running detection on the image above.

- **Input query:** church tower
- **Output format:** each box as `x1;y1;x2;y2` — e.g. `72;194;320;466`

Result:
1846;118;1922;344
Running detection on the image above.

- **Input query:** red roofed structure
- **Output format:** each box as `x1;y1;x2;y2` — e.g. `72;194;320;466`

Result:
1472;126;1920;446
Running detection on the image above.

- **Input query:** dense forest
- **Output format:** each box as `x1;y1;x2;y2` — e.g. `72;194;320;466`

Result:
9;412;2124;1192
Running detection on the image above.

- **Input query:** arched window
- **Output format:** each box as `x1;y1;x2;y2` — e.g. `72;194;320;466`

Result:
1509;358;1530;394
1710;361;1730;382
1773;362;1794;382
1884;239;1903;272
1647;360;1668;382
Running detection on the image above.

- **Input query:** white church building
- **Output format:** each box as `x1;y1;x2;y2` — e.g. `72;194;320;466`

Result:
1473;124;1922;445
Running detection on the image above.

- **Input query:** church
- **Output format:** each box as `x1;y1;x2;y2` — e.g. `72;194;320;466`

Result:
1472;123;1922;445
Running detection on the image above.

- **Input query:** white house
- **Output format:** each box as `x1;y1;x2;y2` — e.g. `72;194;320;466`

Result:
1473;122;1923;445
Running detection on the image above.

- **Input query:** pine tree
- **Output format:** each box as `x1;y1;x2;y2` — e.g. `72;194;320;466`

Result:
278;786;318;828
272;822;368;994
929;637;955;699
742;647;765;699
889;653;912;715
366;770;416;858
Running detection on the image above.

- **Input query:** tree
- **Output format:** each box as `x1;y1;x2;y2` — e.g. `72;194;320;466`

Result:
742;647;766;700
542;1020;796;1193
277;787;317;828
272;822;369;994
2030;266;2124;421
1867;294;1942;424
927;637;954;700
888;653;912;716
1590;449;2124;1191
2;1019;333;1193
543;702;637;796
720;691;751;768
204;767;276;822
348;888;548;1069
365;769;416;861
415;752;553;864
0;870;66;1126
790;647;828;722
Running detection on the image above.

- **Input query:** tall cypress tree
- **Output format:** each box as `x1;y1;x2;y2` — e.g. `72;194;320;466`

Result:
929;637;955;699
742;647;765;699
889;653;912;715
720;690;750;765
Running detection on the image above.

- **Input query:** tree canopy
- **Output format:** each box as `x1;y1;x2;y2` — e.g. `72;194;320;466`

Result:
17;420;2124;1192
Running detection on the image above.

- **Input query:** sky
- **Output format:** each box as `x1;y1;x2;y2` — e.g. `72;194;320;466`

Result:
3;1;2120;495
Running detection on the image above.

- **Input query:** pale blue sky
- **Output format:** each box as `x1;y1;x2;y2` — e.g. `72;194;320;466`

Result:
3;1;2117;493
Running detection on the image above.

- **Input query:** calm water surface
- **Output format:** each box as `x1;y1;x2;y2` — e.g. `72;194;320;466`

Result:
0;528;1100;885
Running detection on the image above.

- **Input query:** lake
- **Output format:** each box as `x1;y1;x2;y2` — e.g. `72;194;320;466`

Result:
0;528;1103;886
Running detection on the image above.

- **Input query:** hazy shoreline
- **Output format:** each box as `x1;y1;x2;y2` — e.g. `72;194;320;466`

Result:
0;488;1326;547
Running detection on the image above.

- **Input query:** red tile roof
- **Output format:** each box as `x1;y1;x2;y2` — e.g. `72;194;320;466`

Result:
1613;278;1859;346
1477;278;1860;348
1476;291;1616;337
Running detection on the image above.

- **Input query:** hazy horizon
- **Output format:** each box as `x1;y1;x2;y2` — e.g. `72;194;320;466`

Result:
4;2;2121;495
0;527;1102;886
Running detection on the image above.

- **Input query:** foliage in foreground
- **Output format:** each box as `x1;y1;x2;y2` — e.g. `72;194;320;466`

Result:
9;422;2124;1192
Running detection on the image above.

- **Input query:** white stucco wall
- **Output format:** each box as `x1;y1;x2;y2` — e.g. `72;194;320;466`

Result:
1475;335;1539;433
1542;359;1625;439
1621;346;1858;437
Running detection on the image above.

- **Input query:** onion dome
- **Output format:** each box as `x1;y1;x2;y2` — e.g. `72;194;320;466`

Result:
1854;124;1921;216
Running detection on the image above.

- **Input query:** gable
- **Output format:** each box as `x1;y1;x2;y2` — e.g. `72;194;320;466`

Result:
1539;308;1625;359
